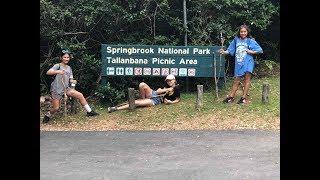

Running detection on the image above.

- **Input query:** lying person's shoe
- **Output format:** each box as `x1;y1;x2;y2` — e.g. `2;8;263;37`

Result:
87;110;99;117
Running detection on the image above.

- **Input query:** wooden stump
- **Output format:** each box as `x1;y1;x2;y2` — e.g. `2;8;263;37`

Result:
69;97;79;114
196;85;203;110
63;94;67;117
134;90;141;99
262;83;270;104
128;88;136;110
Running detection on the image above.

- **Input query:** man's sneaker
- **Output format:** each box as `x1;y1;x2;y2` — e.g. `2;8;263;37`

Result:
237;97;247;104
42;115;50;123
108;107;118;113
87;110;99;117
223;96;234;103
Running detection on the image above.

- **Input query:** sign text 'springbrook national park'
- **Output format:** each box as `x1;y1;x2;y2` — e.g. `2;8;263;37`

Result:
101;44;225;78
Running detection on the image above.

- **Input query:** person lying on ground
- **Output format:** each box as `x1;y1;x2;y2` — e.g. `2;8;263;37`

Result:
107;74;180;113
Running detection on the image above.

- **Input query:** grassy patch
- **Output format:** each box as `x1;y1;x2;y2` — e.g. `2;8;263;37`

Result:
40;76;280;131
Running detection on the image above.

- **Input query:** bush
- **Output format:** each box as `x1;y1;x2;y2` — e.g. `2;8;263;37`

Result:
95;82;126;106
254;60;280;77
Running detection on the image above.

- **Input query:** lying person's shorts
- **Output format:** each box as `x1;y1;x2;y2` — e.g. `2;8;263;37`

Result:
150;90;162;105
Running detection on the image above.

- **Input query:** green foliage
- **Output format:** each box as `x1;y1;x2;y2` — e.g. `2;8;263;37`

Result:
188;0;279;45
95;82;126;106
261;41;280;62
71;54;101;95
254;60;280;77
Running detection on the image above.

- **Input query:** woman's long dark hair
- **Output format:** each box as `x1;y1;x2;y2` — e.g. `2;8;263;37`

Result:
236;24;253;39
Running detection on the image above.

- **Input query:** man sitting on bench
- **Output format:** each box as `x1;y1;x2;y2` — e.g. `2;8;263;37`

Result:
107;74;180;113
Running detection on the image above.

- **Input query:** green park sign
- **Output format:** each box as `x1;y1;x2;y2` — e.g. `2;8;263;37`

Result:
101;44;225;78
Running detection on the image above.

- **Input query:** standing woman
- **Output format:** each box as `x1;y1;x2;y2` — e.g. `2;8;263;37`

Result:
42;50;99;123
219;24;263;104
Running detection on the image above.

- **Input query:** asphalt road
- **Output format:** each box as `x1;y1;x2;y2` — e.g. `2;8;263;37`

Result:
40;130;279;180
